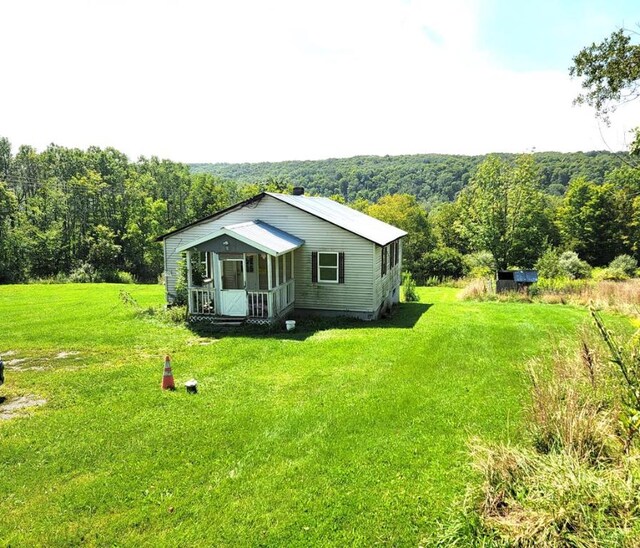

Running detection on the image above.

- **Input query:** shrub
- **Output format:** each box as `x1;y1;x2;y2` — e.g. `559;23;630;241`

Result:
593;267;628;281
464;251;495;272
401;271;419;302
69;262;100;283
558;251;592;279
114;271;136;284
609;254;638;277
535;248;563;279
418;247;467;281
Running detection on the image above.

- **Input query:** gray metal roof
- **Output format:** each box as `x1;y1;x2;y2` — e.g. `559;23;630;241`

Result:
177;220;304;256
513;270;538;283
266;192;407;246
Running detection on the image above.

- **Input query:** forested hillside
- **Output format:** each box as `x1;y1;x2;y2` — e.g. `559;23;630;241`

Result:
191;151;625;205
1;135;637;285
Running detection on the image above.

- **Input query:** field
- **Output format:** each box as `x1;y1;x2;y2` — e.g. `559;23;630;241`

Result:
0;284;597;546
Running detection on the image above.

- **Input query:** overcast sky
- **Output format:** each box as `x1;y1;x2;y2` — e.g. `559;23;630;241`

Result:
2;0;639;163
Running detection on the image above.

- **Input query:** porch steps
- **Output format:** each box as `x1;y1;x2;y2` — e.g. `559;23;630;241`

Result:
188;314;246;327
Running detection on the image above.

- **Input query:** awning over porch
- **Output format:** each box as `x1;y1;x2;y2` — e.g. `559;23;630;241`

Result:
177;220;304;256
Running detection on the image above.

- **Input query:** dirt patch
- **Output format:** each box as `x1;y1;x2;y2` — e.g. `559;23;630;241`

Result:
7;358;28;366
0;395;47;420
7;365;48;372
1;350;18;357
55;351;80;359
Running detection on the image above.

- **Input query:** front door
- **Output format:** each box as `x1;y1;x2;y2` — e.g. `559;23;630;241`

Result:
219;258;247;316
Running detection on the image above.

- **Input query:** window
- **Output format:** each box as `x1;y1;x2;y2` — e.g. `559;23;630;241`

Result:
390;240;400;267
381;245;388;276
312;252;345;283
318;252;339;283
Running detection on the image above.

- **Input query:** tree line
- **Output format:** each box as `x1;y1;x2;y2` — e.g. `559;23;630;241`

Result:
0;138;286;283
192;150;626;206
0;138;637;285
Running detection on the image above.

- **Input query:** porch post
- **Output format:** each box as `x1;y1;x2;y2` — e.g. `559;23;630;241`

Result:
267;254;272;290
186;250;193;313
291;250;295;279
275;254;280;287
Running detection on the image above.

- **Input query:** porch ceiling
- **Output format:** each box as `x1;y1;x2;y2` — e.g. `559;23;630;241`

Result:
177;220;304;256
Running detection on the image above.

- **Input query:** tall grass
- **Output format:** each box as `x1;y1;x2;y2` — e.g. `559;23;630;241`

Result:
432;317;640;546
461;277;640;316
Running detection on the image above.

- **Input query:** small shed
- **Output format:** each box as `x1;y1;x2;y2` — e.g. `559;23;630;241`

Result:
496;270;538;293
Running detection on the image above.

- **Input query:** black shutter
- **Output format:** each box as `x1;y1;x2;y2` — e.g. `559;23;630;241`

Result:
311;251;318;283
338;252;345;283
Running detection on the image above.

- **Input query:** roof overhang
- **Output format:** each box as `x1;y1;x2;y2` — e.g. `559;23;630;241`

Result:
177;220;304;256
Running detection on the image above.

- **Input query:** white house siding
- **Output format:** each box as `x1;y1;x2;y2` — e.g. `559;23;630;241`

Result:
372;240;403;313
164;195;375;313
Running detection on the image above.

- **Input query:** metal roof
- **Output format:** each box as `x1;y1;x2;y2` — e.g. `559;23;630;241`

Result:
513;270;538;283
266;192;407;246
177;220;304;256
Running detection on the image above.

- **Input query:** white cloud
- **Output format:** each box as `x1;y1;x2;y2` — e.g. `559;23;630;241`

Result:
0;0;637;162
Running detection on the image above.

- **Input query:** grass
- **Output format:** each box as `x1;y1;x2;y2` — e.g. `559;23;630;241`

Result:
0;283;607;546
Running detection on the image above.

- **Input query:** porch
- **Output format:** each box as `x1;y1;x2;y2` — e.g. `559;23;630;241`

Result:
177;220;303;324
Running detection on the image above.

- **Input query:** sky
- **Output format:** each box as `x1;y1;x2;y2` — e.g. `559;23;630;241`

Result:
1;0;639;163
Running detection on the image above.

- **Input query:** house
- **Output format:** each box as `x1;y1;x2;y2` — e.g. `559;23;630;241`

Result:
157;189;407;323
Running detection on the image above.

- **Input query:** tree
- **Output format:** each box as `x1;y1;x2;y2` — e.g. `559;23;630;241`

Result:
571;28;640;154
571;29;640;122
86;224;121;275
557;177;624;265
185;173;235;221
417;247;466;282
430;201;472;254
458;155;551;270
366;194;435;274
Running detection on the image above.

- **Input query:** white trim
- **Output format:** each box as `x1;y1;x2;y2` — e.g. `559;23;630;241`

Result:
176;222;303;256
317;251;339;284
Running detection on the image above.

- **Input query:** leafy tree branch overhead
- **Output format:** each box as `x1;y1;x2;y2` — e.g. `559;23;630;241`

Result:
570;27;640;154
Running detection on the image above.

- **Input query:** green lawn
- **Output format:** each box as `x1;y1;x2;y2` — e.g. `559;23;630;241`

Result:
0;284;592;546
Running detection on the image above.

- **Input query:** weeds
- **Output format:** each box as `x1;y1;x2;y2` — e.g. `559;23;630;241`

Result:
432;314;640;546
401;271;420;302
119;289;186;324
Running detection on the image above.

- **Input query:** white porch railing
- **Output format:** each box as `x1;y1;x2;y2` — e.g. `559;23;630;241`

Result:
190;280;294;319
248;279;295;319
189;288;215;315
247;291;269;318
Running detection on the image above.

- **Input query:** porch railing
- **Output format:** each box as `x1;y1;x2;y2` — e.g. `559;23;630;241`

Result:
247;291;269;318
189;280;294;319
248;279;295;319
189;288;215;315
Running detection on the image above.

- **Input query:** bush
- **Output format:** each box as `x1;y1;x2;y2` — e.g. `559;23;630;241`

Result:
558;251;592;279
535;248;563;279
114;271;136;284
69;262;100;283
401;271;419;302
418;247;467;282
609;254;638;277
464;251;495;272
593;267;628;281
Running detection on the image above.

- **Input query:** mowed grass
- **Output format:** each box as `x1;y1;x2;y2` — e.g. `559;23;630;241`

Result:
0;284;592;546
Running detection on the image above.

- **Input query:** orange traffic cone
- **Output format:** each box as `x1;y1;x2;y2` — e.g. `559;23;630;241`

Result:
162;355;175;390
